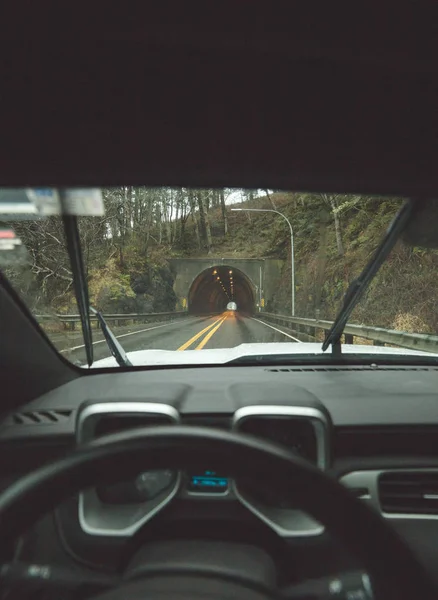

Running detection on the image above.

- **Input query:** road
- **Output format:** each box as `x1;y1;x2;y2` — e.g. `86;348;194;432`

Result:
60;311;299;365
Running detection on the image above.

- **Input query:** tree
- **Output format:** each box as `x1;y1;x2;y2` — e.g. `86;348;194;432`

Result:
242;189;256;204
319;193;344;256
196;190;212;252
187;189;201;249
314;207;330;316
220;189;228;235
264;189;277;210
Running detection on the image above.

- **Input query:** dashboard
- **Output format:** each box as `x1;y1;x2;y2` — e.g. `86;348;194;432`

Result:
2;364;438;585
76;400;330;537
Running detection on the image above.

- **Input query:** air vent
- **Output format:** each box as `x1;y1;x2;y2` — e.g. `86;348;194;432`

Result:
266;366;435;373
94;414;174;438
233;406;328;469
379;471;438;515
10;409;73;425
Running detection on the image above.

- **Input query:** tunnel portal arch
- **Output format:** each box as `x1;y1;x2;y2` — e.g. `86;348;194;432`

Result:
188;265;256;315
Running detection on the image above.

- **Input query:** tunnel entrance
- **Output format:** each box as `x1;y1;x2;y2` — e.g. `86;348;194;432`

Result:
188;265;256;315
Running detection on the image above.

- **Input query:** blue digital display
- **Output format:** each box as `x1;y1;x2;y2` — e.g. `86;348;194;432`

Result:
188;470;228;493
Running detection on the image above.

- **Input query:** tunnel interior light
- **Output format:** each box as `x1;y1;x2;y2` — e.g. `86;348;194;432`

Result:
189;265;256;314
208;267;241;304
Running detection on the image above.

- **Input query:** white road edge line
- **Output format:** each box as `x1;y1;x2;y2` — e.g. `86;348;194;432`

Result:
61;317;201;353
250;317;302;342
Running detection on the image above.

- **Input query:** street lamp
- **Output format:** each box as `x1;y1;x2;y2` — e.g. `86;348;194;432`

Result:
231;208;295;316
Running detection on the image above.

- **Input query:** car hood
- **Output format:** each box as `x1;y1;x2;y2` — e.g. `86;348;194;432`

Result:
90;342;438;368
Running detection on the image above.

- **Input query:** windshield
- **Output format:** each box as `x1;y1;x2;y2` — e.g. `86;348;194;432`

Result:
1;189;436;367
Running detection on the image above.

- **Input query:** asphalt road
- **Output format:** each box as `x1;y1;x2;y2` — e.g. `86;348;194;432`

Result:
60;311;299;365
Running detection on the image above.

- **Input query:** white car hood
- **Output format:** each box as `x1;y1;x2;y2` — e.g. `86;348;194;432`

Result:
91;342;437;368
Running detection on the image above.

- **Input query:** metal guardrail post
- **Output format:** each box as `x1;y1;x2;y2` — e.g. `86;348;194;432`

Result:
36;311;188;331
259;312;438;354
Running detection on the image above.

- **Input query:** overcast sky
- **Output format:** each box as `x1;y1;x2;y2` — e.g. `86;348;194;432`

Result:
225;189;267;205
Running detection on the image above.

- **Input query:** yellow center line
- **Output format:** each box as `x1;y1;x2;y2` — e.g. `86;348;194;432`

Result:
177;315;226;351
196;313;228;350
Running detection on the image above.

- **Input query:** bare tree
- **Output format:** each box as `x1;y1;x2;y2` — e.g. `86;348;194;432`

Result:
319;193;344;256
220;189;228;235
197;190;212;252
314;207;330;316
187;189;201;248
264;189;277;210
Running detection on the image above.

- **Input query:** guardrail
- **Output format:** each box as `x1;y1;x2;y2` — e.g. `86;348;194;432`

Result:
260;312;438;354
36;311;188;331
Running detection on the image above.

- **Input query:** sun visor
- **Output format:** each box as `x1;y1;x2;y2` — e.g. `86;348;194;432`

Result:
0;188;104;220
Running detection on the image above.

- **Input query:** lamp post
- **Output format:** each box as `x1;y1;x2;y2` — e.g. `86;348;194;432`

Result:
231;208;295;316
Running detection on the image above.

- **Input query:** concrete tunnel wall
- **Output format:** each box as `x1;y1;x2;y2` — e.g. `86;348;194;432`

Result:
169;258;285;313
188;265;256;315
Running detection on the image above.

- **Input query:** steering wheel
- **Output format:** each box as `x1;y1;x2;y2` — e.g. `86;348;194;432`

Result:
0;426;434;599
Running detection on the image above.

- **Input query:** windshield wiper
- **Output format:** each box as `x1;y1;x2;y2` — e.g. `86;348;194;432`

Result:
60;191;94;367
90;307;132;367
322;199;415;355
60;190;130;368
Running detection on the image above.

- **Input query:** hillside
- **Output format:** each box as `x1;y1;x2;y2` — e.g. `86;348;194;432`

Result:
6;189;438;335
167;192;437;333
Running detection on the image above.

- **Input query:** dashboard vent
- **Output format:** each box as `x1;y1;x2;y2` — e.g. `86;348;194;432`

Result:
379;471;438;514
10;409;73;425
